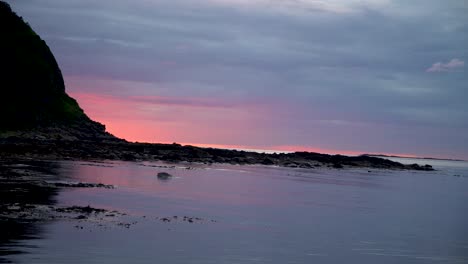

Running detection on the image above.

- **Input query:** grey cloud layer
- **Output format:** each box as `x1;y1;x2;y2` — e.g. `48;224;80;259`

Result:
7;0;468;157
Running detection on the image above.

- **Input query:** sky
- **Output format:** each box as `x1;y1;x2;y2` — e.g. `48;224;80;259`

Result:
6;0;468;159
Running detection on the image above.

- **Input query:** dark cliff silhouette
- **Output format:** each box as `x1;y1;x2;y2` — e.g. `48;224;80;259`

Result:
0;2;116;141
0;1;433;171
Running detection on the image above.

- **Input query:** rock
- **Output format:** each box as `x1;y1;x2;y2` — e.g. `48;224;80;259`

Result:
56;205;106;214
299;163;313;168
332;163;344;169
261;158;275;165
157;172;172;180
408;163;434;171
51;181;114;189
284;162;298;167
423;164;434;171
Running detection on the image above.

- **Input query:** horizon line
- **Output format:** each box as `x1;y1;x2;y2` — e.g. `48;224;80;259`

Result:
125;140;464;161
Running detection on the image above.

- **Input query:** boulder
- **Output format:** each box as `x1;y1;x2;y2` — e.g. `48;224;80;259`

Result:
157;172;172;180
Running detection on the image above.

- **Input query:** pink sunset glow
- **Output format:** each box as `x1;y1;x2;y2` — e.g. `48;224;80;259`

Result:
70;91;272;145
71;90;423;158
10;0;463;160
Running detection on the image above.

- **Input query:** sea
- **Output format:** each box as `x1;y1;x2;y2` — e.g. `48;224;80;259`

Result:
1;157;467;264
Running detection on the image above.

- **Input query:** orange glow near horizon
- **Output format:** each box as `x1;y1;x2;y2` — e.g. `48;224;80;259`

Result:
70;91;430;159
70;91;268;144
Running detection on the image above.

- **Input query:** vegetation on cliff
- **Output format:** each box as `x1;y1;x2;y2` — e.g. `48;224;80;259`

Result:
0;1;113;140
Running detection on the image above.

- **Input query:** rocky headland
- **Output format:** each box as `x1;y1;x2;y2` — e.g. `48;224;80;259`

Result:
0;0;433;172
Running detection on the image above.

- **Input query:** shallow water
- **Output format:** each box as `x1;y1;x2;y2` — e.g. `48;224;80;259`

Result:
2;159;468;263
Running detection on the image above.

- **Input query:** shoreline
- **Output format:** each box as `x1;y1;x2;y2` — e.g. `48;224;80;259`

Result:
0;138;434;171
0;151;433;262
0;136;436;257
0;155;436;227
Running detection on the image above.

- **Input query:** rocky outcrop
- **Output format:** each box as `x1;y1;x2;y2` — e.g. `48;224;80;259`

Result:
0;139;435;171
0;1;117;142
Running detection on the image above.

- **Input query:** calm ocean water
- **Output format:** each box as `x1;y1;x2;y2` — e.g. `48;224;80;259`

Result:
2;158;468;264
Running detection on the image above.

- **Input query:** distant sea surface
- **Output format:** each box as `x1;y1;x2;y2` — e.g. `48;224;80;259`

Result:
3;157;468;264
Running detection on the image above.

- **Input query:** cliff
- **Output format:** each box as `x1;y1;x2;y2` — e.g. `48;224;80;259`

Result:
0;1;116;141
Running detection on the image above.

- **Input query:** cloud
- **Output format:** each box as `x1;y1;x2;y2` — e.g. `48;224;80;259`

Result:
6;0;468;159
426;58;465;72
205;0;391;14
70;92;249;110
61;36;148;48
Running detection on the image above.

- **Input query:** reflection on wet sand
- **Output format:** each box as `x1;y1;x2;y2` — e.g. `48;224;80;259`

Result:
0;160;125;263
0;160;61;263
1;160;467;264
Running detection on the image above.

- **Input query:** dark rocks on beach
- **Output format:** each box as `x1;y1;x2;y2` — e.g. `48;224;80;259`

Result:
0;160;126;229
157;172;173;180
56;205;107;214
332;163;344;169
51;182;114;189
408;163;434;171
261;158;275;165
423;164;434;170
1;202;121;223
0;138;436;171
156;215;208;224
75;215;87;220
